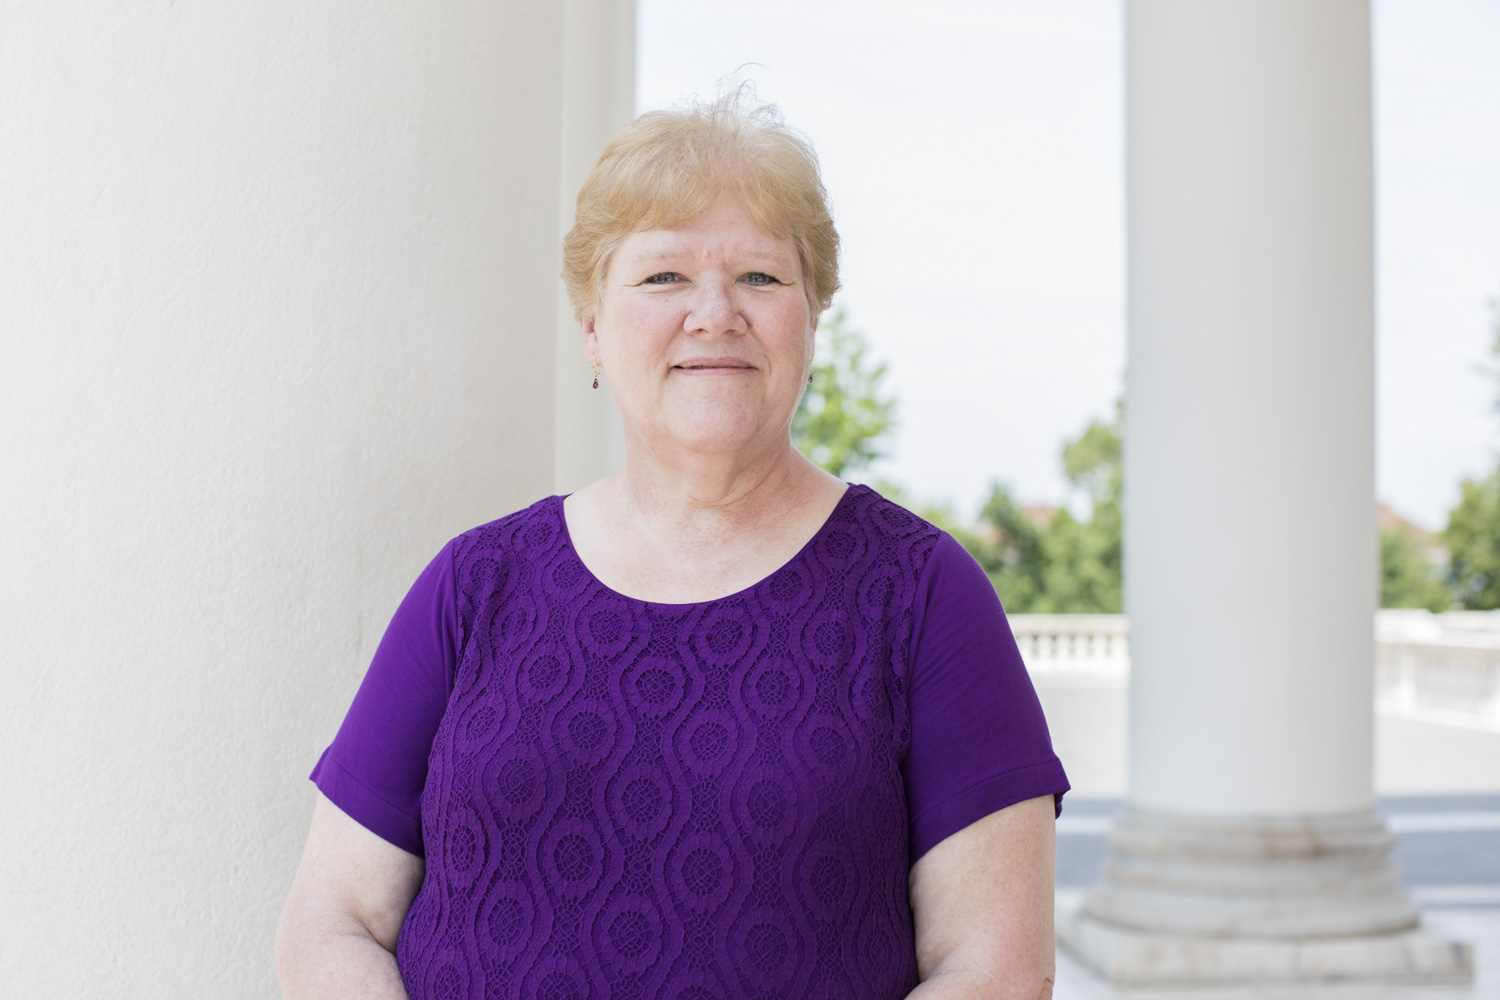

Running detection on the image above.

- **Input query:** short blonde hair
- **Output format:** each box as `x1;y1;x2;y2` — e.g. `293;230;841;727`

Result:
562;89;841;322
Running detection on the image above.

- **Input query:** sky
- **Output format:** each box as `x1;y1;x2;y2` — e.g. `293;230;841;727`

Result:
637;0;1500;531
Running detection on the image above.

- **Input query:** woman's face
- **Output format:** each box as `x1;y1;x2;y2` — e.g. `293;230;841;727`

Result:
585;200;815;462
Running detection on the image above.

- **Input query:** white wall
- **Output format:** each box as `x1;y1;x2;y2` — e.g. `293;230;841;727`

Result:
0;4;581;994
554;0;636;493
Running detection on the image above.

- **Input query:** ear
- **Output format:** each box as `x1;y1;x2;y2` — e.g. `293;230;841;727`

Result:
581;314;600;367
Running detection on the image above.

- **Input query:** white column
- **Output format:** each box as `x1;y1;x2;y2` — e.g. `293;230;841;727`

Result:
554;0;636;494
1127;0;1376;822
0;4;575;995
1057;0;1471;984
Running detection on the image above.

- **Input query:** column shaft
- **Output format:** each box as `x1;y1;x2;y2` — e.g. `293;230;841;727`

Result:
1059;1;1471;984
1125;0;1376;817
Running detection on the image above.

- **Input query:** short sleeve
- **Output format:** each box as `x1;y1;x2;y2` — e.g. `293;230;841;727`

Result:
901;532;1070;861
309;539;461;857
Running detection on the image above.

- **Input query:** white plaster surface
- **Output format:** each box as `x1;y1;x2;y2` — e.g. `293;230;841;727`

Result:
1378;719;1500;794
1039;680;1134;798
1037;678;1500;800
0;3;575;995
554;0;636;494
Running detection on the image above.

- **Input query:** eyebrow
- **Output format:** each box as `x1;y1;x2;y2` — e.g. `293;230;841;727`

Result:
628;243;798;266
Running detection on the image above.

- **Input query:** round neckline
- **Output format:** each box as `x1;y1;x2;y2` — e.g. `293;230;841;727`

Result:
555;483;860;608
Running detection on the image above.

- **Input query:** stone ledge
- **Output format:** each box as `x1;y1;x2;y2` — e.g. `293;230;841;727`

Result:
1057;904;1475;987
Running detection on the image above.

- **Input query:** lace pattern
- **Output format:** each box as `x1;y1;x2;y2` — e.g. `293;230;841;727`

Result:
395;485;941;999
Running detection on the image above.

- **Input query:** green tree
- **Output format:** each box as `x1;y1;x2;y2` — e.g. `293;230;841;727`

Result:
1381;526;1452;611
1445;469;1500;609
968;406;1123;614
792;306;895;478
970;484;1048;612
1050;411;1123;612
1442;297;1500;609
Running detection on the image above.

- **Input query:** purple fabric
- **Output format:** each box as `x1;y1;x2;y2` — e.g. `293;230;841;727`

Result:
312;485;1068;999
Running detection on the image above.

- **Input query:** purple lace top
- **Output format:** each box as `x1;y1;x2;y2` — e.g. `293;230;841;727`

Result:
312;485;1068;999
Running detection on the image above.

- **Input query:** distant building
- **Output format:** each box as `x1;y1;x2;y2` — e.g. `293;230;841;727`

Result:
1379;501;1450;577
1021;504;1058;530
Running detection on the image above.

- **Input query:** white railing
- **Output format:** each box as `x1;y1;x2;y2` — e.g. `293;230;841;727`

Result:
1008;615;1130;680
1375;610;1500;731
1011;610;1500;731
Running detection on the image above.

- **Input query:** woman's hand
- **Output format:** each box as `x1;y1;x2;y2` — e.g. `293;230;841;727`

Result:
276;795;425;999
906;794;1057;1000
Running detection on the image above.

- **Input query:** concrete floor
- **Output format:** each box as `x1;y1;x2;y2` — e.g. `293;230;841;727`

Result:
1037;677;1500;999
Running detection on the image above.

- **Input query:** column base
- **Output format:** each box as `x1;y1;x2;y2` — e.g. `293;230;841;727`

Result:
1056;807;1474;986
1058;902;1473;986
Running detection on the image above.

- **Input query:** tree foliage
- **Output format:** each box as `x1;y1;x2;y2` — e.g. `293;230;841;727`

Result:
792;290;1500;614
792;306;896;479
964;406;1123;614
1381;526;1452;611
973;484;1048;613
1444;469;1500;609
1441;298;1500;609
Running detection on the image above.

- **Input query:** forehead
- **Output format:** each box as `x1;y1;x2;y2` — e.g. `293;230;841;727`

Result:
614;204;800;268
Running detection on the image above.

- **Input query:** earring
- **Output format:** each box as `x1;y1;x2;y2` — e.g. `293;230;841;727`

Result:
807;374;813;384
591;364;600;390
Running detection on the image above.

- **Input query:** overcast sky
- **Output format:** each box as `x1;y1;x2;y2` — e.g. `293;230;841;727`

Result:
638;0;1500;530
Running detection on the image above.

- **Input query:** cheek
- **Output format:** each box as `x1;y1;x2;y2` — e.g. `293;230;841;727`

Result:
766;299;813;346
596;306;675;372
785;317;817;371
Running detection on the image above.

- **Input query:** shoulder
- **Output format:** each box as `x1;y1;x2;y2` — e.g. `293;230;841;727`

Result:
453;494;562;550
835;483;944;549
828;484;976;583
830;491;1010;658
444;495;568;597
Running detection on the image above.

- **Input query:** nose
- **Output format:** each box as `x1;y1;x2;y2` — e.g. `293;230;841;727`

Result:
684;276;745;336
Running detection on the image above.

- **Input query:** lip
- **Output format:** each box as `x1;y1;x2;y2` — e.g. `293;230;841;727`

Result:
670;357;756;372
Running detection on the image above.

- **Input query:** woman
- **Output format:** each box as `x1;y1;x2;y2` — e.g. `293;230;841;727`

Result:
277;92;1068;1000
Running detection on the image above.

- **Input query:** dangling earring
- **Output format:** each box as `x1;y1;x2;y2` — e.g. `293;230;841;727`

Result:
591;364;600;390
807;374;813;384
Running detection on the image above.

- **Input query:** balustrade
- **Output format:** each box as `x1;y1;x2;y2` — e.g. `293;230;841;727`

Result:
1007;615;1130;680
1011;610;1500;730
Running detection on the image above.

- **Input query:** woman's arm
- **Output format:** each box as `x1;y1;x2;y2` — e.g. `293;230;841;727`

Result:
906;794;1057;1000
276;794;425;999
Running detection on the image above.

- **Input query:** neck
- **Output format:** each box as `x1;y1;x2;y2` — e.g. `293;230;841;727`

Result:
612;432;814;532
564;431;849;604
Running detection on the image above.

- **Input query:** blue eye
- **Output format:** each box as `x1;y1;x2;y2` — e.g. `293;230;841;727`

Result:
644;272;681;284
746;272;778;286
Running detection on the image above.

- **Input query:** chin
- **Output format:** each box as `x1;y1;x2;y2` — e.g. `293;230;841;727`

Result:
646;393;800;457
664;411;774;456
672;426;762;456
